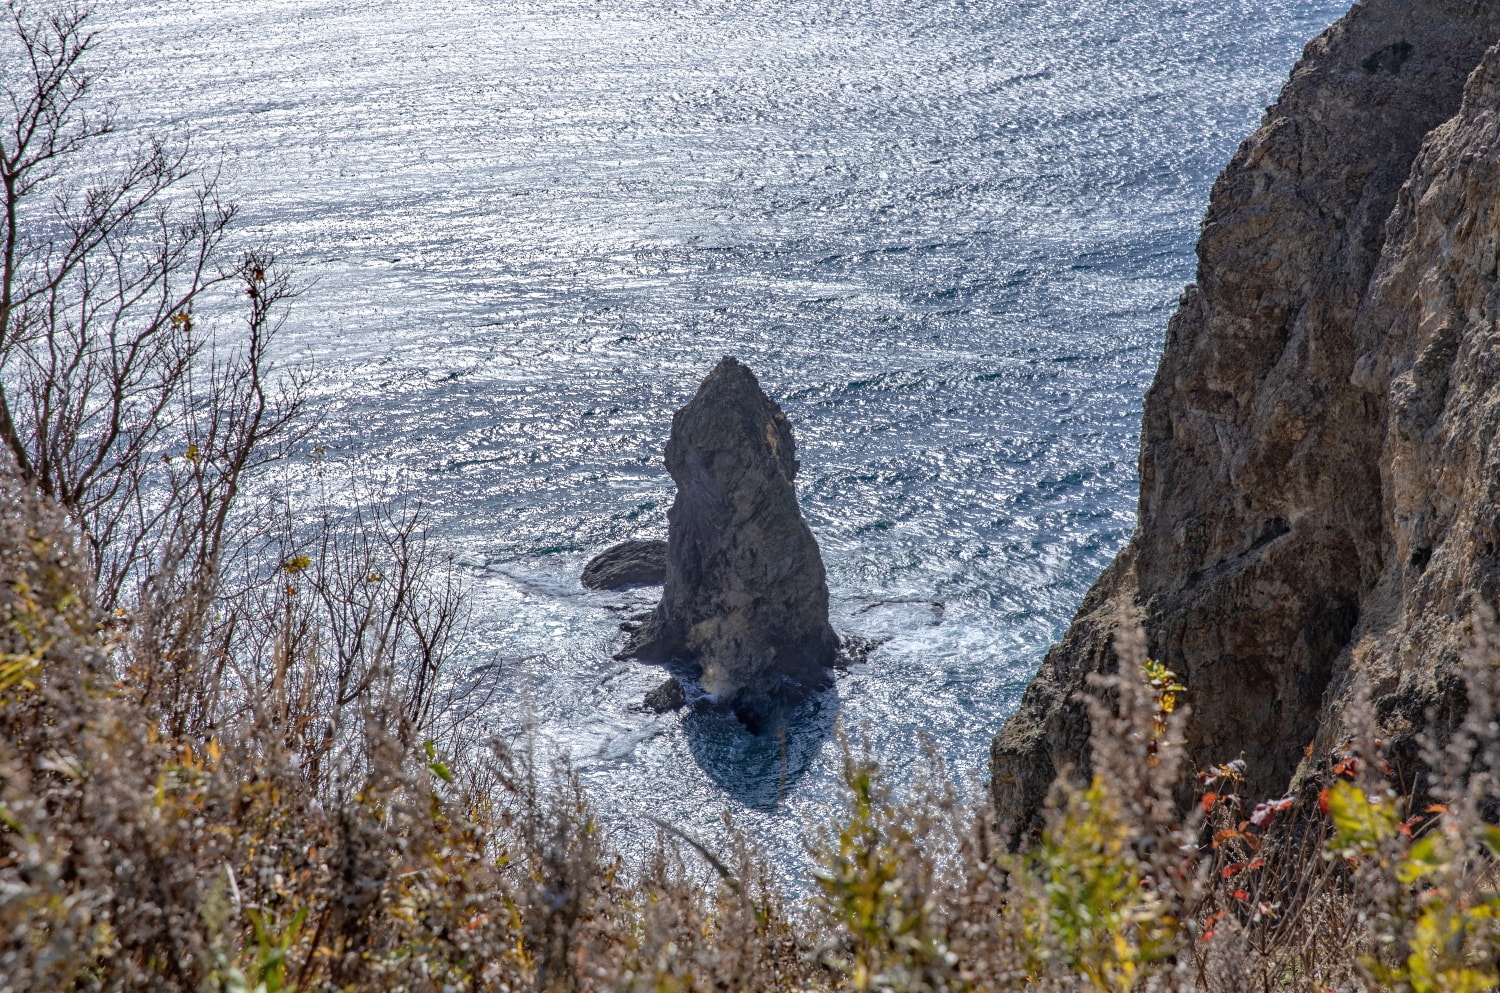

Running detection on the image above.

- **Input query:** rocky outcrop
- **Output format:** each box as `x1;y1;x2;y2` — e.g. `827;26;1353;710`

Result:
581;540;667;590
992;0;1500;844
642;676;686;713
620;357;839;721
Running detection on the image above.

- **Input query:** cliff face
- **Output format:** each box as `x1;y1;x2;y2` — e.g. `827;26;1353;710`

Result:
993;0;1500;843
1341;35;1500;757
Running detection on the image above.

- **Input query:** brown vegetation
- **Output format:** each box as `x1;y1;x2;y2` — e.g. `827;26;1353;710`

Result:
2;4;1499;991
7;442;1500;992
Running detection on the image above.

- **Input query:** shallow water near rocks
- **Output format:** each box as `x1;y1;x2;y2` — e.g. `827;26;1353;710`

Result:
92;0;1348;875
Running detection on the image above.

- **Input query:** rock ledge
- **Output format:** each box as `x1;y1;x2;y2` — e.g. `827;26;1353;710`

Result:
581;540;667;590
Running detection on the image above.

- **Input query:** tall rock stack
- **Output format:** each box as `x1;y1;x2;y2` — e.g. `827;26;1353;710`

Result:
622;357;839;723
992;0;1500;844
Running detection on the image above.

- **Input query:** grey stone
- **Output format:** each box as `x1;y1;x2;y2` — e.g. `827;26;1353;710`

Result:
581;539;667;590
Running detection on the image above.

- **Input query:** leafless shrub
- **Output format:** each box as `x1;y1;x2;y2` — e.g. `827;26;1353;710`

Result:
178;490;475;788
0;0;306;627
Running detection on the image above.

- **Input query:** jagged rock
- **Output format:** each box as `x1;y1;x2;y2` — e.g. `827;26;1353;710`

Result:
642;676;686;713
992;0;1500;846
619;610;655;633
837;634;887;667
619;357;839;720
581;539;667;590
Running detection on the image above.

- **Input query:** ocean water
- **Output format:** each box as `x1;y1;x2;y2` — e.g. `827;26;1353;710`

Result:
91;0;1349;869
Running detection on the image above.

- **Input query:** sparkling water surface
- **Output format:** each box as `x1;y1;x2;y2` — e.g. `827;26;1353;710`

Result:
92;0;1348;871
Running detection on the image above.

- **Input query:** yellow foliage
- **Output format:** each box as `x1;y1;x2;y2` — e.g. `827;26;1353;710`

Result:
1019;776;1176;993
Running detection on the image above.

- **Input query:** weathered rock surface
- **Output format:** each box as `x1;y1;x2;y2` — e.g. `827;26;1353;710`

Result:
993;0;1500;844
1336;33;1500;767
581;539;667;590
620;357;839;717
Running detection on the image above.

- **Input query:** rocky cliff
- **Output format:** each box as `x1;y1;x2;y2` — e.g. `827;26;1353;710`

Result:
992;0;1500;844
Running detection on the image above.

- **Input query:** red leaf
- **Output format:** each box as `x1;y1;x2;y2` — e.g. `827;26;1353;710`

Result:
1202;792;1220;813
1232;889;1250;901
1318;788;1331;816
1249;796;1293;829
1212;829;1242;849
1222;862;1246;879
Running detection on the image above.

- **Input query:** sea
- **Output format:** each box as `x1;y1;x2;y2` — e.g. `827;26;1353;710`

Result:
91;0;1350;874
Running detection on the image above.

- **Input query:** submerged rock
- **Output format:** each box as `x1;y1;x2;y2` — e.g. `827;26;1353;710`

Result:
620;357;839;721
581;539;667;590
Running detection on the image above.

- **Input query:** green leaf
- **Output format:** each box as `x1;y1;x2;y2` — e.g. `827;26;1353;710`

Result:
1325;781;1397;853
1396;833;1444;884
1478;825;1500;859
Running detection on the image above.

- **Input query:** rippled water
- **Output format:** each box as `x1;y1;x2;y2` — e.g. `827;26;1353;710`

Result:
93;0;1348;869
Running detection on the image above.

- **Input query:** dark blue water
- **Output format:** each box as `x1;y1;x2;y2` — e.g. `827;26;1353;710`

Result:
94;0;1348;867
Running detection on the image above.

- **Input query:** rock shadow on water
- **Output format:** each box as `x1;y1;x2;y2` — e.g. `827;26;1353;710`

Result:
681;686;838;812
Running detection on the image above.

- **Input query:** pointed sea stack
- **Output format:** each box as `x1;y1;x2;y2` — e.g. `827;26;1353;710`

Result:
620;357;839;723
